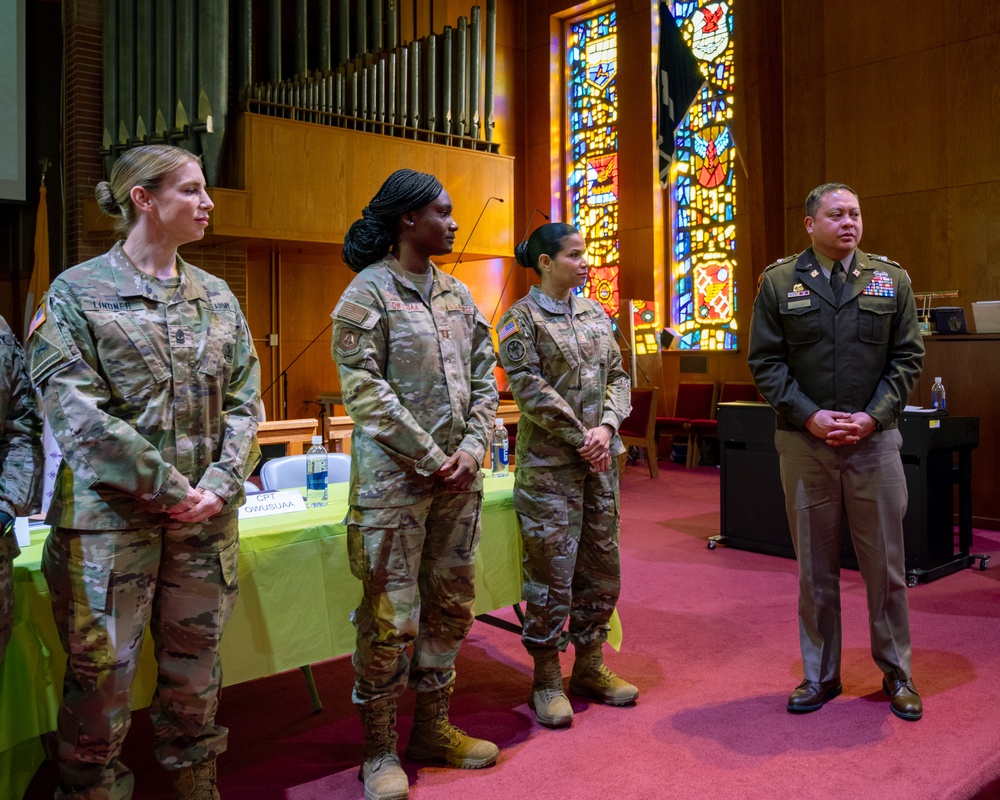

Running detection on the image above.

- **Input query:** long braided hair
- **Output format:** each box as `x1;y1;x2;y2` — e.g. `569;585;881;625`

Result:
342;169;444;272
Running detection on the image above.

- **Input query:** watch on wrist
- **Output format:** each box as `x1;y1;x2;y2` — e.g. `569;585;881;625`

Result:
0;512;14;538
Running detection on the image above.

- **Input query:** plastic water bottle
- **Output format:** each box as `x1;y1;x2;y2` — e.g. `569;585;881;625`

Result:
306;435;329;506
491;419;509;477
931;377;947;413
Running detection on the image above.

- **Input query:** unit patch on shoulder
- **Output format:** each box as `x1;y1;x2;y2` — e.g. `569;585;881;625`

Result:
505;339;526;362
497;318;519;343
337;327;361;355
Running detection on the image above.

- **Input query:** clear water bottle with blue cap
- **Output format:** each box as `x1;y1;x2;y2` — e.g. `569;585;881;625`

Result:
306;435;329;506
931;377;947;413
491;419;509;477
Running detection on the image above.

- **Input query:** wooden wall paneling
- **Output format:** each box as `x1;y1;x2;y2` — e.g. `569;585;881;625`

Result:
945;34;1000;187
246;246;278;419
856;189;949;294
401;0;416;43
822;0;942;71
781;0;823;84
232;115;514;253
782;79;826;225
276;246;351;421
945;1;1000;43
824;51;946;198
416;0;432;38
946;183;1000;306
911;336;1000;530
739;0;784;279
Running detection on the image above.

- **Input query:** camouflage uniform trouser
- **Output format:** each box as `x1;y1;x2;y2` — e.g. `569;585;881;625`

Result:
0;535;18;660
514;461;621;649
41;514;240;800
347;491;482;704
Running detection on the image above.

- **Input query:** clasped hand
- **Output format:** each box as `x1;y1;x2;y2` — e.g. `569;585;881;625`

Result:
806;409;877;446
169;486;225;523
578;425;613;473
436;450;480;491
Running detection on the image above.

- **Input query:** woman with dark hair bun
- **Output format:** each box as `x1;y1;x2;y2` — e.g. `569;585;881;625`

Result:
498;222;637;729
331;169;499;800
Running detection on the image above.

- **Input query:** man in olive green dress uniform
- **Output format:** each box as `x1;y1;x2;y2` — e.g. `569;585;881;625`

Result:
748;183;925;721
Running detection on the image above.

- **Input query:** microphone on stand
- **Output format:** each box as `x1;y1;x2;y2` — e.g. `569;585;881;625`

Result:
489;208;550;324
449;196;504;274
607;307;651;386
261;320;334;418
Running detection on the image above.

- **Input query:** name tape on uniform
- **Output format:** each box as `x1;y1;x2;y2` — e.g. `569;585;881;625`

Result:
238;489;307;520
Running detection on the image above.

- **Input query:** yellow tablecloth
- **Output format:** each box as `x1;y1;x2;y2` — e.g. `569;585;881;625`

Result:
0;477;522;799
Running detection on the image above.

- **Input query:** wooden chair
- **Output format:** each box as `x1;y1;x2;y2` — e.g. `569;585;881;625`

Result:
618;387;659;478
688;382;761;465
655;382;718;468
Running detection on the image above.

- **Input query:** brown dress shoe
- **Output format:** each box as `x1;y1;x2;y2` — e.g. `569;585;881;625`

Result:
883;673;922;721
786;679;843;713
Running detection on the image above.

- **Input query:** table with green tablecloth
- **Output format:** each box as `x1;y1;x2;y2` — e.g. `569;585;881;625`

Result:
0;477;522;799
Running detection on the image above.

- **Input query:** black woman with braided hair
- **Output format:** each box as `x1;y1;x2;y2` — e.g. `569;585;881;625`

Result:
331;169;499;800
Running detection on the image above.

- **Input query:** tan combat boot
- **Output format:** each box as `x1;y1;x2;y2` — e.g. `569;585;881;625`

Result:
171;758;220;800
568;642;639;706
358;700;409;800
405;685;499;769
528;648;573;727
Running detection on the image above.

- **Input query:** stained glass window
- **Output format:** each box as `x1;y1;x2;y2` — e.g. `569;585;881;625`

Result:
669;1;737;350
567;10;619;317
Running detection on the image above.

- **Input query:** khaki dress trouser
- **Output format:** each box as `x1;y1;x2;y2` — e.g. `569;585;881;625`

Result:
775;428;912;684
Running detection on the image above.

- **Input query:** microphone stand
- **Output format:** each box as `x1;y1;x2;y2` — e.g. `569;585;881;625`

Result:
609;311;651;387
489;208;550;325
261;320;334;419
449;196;504;274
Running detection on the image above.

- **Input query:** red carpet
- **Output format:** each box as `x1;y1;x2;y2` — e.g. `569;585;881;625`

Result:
26;461;1000;799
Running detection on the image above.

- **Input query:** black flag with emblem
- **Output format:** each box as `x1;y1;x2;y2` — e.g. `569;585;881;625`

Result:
657;3;705;189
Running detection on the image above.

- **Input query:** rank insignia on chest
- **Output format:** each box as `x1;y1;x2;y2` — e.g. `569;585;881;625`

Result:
505;339;526;362
497;318;519;342
223;342;235;364
862;270;895;297
788;284;810;298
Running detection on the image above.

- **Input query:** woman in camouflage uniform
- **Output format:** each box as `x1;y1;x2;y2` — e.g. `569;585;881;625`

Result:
497;222;637;728
331;170;499;800
27;145;260;800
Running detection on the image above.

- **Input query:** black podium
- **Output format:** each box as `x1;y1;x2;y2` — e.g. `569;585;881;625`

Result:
714;402;987;584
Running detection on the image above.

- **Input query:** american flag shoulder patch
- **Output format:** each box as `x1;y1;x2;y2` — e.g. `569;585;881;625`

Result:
337;300;372;326
497;318;519;342
28;303;46;338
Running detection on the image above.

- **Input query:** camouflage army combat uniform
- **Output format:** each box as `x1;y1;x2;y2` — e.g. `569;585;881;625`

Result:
497;286;631;649
0;314;43;660
331;254;497;703
28;242;261;798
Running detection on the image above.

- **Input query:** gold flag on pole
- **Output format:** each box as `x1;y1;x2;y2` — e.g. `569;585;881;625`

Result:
24;164;51;343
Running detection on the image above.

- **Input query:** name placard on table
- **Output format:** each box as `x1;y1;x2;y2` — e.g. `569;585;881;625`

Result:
238;489;307;519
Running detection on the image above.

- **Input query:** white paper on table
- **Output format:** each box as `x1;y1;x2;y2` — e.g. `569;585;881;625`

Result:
238;489;307;520
14;517;30;548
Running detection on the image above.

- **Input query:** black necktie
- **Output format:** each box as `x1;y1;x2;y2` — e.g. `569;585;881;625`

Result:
830;261;846;302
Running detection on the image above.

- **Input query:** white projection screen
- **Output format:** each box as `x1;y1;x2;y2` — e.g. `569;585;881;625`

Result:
0;0;27;202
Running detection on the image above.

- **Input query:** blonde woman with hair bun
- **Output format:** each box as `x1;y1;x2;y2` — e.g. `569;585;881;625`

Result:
27;144;261;799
